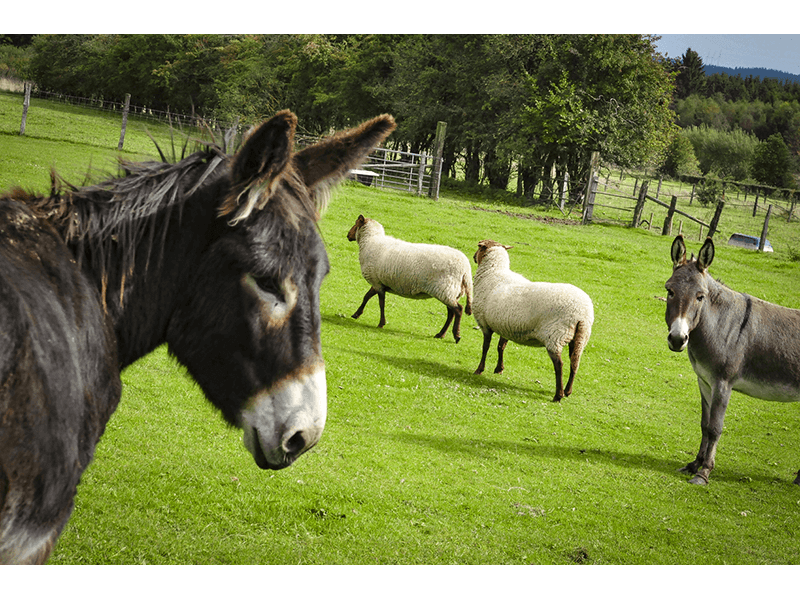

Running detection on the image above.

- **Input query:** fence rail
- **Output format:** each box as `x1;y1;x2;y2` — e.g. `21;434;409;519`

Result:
13;85;444;198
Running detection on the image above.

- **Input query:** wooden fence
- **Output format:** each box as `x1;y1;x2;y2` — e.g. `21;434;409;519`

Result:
14;85;445;199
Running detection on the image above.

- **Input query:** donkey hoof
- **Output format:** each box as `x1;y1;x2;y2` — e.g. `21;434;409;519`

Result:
688;475;708;485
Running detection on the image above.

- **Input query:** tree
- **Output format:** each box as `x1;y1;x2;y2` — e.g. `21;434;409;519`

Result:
752;133;794;188
659;132;701;178
675;48;706;100
508;34;677;202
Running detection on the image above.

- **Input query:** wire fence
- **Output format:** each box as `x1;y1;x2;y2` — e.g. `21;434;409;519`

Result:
18;86;442;197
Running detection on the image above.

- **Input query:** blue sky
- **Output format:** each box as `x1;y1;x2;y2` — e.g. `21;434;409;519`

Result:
654;34;800;75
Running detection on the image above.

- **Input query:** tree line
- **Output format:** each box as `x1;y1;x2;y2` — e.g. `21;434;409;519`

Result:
1;35;796;197
660;48;798;190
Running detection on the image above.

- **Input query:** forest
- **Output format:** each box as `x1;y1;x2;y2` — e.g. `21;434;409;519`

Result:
1;34;798;197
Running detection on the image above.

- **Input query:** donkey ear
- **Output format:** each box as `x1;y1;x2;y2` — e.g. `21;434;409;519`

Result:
697;237;715;271
670;235;687;268
232;110;296;184
219;111;297;224
293;115;396;212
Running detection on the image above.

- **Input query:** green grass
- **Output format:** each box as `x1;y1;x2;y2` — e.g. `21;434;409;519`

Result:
2;92;800;565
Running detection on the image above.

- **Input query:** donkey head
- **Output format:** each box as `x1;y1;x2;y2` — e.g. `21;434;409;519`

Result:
665;235;715;352
167;111;395;469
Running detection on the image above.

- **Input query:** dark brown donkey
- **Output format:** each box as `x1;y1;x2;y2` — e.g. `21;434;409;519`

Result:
665;235;800;485
0;111;395;563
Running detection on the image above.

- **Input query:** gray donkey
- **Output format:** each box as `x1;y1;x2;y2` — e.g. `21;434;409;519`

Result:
665;235;800;485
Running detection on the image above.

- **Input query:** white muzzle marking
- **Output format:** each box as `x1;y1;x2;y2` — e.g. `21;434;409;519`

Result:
668;317;690;352
241;364;327;469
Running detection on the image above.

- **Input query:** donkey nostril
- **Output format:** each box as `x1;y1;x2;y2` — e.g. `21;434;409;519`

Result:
284;431;309;456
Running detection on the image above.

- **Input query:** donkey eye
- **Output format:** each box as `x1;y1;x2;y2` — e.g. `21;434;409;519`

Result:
255;276;281;295
666;289;674;298
247;274;284;302
696;294;705;302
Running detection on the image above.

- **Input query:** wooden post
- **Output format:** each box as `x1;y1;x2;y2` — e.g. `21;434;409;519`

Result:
118;93;131;150
656;176;663;199
631;179;649;227
582;175;598;225
19;81;32;135
708;200;725;238
698;225;704;240
759;205;772;251
416;155;426;196
690;182;696;205
752;192;759;217
662;195;678;235
788;198;796;223
648;212;653;230
582;151;600;217
428;121;446;200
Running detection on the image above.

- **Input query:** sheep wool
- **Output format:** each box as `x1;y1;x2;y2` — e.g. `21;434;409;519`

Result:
347;215;473;342
472;240;594;402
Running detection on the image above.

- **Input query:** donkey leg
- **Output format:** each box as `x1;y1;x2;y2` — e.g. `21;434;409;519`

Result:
352;288;378;320
474;330;493;374
548;347;565;402
794;471;800;486
680;380;712;476
435;304;456;340
688;381;731;485
494;337;508;374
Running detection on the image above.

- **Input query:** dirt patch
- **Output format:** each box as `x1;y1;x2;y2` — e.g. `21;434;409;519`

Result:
468;205;581;226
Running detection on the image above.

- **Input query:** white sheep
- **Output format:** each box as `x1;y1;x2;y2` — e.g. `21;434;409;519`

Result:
347;214;473;342
471;239;594;402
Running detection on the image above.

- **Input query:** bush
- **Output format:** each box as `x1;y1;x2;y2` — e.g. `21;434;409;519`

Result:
683;125;759;181
695;174;723;206
752;133;795;189
658;132;700;178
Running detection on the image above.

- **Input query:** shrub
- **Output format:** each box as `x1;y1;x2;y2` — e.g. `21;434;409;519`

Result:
683;125;759;181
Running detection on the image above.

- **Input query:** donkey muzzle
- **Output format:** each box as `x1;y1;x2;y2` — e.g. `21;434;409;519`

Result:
241;365;327;470
667;318;690;352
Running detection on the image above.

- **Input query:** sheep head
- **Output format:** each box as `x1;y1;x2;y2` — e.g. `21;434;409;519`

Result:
347;214;368;241
474;239;513;265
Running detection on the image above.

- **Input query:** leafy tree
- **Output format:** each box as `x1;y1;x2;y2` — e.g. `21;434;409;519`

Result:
659;132;701;178
752;133;794;188
682;125;758;180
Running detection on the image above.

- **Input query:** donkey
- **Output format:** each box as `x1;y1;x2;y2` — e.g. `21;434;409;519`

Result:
665;235;800;485
0;110;395;563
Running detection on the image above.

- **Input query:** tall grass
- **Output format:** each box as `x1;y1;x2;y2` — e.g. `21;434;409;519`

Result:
2;93;800;566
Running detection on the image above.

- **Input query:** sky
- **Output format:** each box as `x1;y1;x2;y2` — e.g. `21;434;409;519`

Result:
654;34;800;75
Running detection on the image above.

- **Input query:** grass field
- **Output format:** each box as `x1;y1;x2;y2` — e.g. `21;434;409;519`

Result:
2;92;800;571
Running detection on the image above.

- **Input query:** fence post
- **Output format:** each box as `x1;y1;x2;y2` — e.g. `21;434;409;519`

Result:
631;179;649;227
708;200;725;238
428;121;447;200
19;81;32;135
582;175;598;225
661;195;678;235
752;192;759;217
416;155;426;196
118;93;131;150
759;205;772;251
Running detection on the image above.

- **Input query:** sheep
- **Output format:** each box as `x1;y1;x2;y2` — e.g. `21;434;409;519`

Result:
471;239;594;402
347;214;473;342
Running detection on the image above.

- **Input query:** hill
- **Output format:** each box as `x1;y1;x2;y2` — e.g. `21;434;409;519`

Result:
705;64;800;84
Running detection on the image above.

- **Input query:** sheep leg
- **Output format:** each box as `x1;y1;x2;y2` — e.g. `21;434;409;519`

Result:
494;337;508;373
352;287;388;328
474;330;494;374
435;304;463;343
564;338;578;397
548;348;565;402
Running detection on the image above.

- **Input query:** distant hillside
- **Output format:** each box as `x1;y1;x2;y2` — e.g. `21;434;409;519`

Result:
705;64;800;84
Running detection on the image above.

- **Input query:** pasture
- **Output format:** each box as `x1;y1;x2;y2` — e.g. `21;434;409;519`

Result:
2;92;800;566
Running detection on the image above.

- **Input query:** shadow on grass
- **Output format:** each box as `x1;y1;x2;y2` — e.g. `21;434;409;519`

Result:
391;431;785;485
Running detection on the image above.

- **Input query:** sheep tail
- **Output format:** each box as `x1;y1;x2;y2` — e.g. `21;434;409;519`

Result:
462;271;473;315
